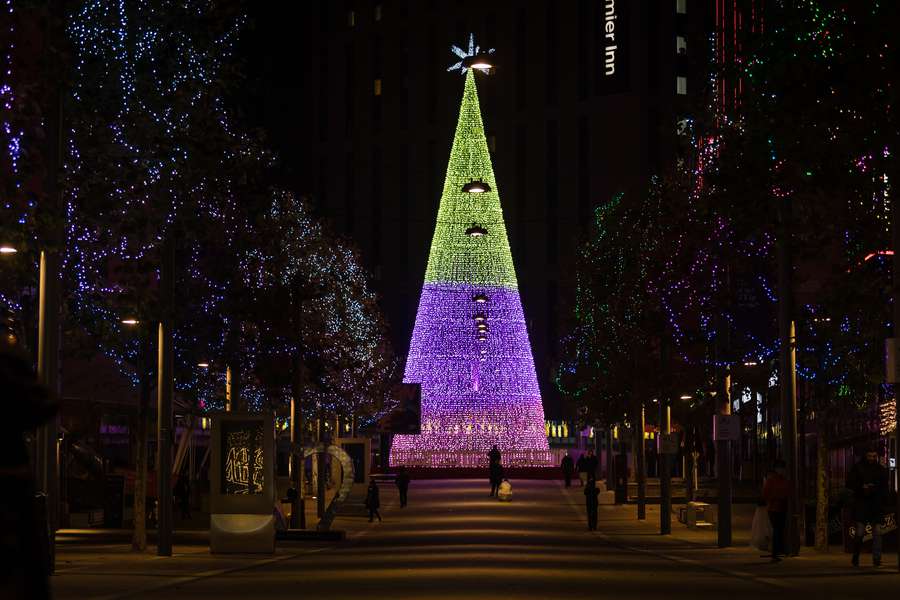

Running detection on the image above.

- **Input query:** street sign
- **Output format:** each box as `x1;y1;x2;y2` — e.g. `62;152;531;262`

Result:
713;414;741;441
658;432;679;454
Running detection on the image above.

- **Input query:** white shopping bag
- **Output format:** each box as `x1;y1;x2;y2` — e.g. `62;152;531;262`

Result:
750;506;772;551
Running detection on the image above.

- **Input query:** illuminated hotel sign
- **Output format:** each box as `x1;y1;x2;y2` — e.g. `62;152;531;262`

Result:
601;0;628;94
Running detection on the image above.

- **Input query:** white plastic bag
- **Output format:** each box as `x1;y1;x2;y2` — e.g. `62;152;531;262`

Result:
750;506;772;551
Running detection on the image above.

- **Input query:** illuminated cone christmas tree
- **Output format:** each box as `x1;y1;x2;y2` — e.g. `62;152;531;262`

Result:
390;67;551;467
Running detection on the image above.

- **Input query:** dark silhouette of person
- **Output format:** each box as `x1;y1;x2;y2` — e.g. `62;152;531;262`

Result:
847;446;888;567
561;452;575;488
762;460;790;562
584;476;600;531
174;476;191;520
584;449;599;480
0;346;57;600
489;445;501;466
365;480;382;522
489;460;504;497
395;466;411;508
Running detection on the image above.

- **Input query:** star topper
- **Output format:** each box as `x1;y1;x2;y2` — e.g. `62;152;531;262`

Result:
447;33;495;74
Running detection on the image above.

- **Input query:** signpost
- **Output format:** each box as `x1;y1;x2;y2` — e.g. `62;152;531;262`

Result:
209;413;275;554
713;414;741;441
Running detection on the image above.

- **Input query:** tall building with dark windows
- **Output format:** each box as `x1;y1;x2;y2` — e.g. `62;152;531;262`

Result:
246;1;717;418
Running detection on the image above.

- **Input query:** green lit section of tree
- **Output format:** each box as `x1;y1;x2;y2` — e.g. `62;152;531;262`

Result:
423;69;517;289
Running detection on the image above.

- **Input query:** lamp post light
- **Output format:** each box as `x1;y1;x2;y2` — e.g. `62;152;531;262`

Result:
0;245;19;254
462;180;491;194
463;53;495;72
465;223;488;238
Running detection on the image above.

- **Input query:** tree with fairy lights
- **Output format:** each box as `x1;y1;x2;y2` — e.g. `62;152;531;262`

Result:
63;0;394;547
240;190;395;433
715;0;900;551
390;38;549;468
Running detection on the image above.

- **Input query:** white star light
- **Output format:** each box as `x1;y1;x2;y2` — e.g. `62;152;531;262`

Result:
447;33;495;74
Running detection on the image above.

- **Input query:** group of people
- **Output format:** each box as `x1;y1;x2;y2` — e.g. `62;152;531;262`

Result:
561;449;598;488
761;447;888;566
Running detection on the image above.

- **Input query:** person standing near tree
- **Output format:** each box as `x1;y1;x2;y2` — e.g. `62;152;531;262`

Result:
395;466;411;508
847;446;888;567
561;452;575;488
762;460;790;562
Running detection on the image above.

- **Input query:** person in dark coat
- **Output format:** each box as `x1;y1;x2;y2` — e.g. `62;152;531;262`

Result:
489;445;501;466
584;476;600;531
584;449;599;480
847;447;888;567
561;452;575;488
395;466;411;508
365;480;382;522
0;346;56;600
762;460;790;562
489;460;504;497
576;453;587;486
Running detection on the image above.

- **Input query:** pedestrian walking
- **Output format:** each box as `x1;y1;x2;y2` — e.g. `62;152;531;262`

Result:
395;466;411;508
762;460;790;562
576;453;587;486
365;480;382;522
585;476;600;531
847;446;888;567
561;452;575;488
490;460;504;497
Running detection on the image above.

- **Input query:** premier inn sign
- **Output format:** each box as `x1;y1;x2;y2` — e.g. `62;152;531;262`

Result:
600;0;628;94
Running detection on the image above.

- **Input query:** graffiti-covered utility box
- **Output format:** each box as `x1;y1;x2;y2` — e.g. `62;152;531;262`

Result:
210;413;275;553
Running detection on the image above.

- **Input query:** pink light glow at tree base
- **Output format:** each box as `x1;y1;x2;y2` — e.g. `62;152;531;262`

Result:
390;56;551;469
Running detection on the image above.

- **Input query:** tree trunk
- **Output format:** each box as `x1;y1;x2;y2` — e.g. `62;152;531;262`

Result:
814;427;829;551
131;340;151;551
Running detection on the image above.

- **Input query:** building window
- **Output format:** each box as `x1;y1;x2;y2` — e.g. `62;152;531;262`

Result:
676;36;687;55
373;78;382;96
676;0;687;14
374;3;382;21
348;10;356;27
676;76;687;95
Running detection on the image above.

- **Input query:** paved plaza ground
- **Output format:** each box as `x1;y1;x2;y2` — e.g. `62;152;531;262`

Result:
53;478;899;599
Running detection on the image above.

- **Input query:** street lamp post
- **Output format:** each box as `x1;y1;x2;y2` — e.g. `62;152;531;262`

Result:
777;199;800;556
156;236;175;557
